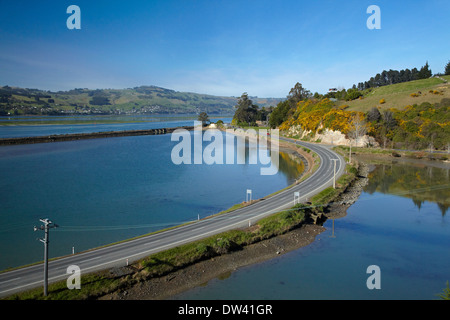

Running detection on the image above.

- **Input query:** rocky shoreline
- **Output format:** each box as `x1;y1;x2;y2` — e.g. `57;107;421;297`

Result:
97;151;370;300
325;161;370;219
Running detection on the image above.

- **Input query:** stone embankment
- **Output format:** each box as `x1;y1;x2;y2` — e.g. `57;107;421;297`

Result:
0;126;195;145
326;162;370;219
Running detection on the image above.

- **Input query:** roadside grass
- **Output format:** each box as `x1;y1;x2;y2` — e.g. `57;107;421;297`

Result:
310;163;358;207
334;145;448;161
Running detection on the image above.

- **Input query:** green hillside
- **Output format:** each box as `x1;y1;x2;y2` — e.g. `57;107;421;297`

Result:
0;85;282;116
338;76;450;112
268;76;450;151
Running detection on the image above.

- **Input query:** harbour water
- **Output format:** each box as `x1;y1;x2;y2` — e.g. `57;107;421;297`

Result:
0;117;303;270
175;158;450;300
0;115;231;138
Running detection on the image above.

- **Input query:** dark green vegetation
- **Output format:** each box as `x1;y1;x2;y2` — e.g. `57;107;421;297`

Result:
437;282;450;300
353;62;432;91
0;85;282;116
231;92;271;126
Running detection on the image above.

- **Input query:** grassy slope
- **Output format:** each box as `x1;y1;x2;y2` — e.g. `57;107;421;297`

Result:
337;76;450;112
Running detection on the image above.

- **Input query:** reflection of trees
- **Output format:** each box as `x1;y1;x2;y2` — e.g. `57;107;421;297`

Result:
222;132;304;184
365;163;449;216
277;151;305;183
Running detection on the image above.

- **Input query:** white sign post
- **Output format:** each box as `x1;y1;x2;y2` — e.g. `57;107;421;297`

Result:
294;191;300;205
246;189;252;202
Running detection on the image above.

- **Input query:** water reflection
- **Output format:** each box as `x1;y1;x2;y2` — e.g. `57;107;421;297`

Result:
363;159;450;216
192;131;305;184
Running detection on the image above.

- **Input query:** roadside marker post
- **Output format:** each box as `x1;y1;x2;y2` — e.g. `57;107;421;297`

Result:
246;189;252;202
294;191;300;205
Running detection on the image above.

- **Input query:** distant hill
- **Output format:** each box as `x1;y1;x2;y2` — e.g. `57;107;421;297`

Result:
0;85;283;116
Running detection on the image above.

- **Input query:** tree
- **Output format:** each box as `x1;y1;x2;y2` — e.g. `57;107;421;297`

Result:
287;82;311;108
197;112;210;125
418;61;432;79
348;113;368;162
233;92;258;126
345;88;362;101
256;106;269;122
367;107;381;122
268;100;290;128
382;110;396;130
348;113;368;145
445;60;450;75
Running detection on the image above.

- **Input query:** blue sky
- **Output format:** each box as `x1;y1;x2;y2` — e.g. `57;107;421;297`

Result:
0;0;449;97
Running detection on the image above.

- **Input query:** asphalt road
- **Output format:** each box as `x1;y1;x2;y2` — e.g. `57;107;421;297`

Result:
0;138;345;298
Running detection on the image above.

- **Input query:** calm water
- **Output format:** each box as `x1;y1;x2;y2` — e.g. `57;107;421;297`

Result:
175;159;450;300
0;115;232;138
0;127;303;270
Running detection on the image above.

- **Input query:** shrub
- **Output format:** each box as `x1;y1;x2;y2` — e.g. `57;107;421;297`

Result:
440;98;450;107
413;151;426;159
410;93;420;97
437;281;450;300
379;98;386;104
345;90;363;101
348;166;358;175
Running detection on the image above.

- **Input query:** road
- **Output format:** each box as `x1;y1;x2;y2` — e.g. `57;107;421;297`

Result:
0;138;345;298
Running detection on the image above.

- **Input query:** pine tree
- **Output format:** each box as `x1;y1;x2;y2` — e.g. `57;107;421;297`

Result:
445;60;450;75
418;61;432;79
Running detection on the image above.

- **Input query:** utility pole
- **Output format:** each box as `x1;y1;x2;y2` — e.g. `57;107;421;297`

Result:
34;218;58;297
349;140;352;164
331;159;338;189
